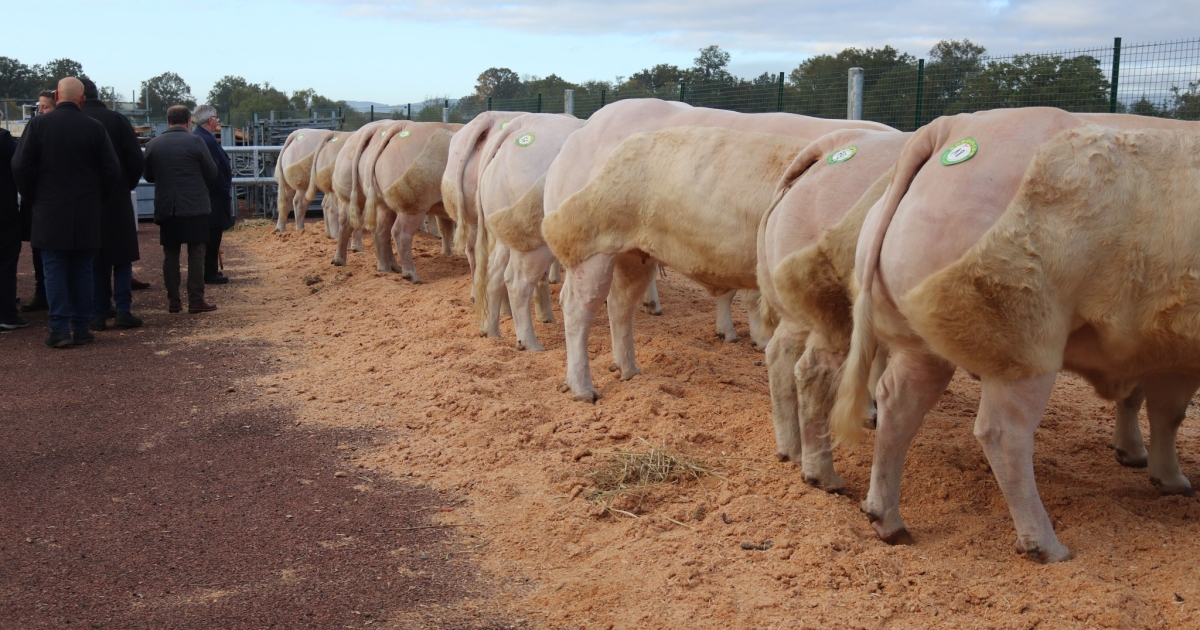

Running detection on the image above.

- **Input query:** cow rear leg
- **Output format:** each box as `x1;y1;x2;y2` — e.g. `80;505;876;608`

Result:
293;191;308;231
560;254;617;402
480;242;510;339
332;197;352;266
974;372;1069;563
745;290;772;351
642;277;662;315
275;183;292;233
506;246;555;351
436;217;454;256
1143;373;1199;496
351;227;364;252
374;210;401;273
765;321;806;466
391;212;425;282
607;254;656;381
715;290;737;342
323;196;339;240
795;341;847;492
864;346;889;429
862;351;955;546
548;259;562;284
1111;386;1148;467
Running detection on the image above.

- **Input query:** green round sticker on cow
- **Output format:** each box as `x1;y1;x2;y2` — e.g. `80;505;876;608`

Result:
515;133;535;147
941;138;978;165
827;145;857;164
499;121;509;130
398;130;411;138
330;137;339;142
298;134;304;140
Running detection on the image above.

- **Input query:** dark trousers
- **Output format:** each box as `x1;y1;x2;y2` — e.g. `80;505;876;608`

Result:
0;230;19;321
32;247;45;300
205;228;223;279
163;242;205;305
93;260;133;318
41;248;94;334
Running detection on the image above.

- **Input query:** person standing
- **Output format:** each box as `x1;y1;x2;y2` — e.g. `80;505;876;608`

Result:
18;90;58;313
0;125;28;330
191;105;233;284
11;77;121;348
143;105;217;313
80;78;145;331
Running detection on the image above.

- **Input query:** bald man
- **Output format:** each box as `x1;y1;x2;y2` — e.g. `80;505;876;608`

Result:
12;77;121;348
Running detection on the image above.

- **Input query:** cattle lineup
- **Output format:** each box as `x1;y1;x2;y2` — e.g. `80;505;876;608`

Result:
273;100;1200;564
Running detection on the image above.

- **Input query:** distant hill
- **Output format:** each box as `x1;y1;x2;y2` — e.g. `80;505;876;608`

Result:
344;99;458;114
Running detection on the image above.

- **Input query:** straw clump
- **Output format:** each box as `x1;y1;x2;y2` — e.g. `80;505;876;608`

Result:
585;439;723;518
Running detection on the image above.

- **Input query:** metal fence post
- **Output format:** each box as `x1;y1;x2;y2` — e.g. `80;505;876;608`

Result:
564;89;574;115
776;72;785;112
537;93;542;113
847;68;864;120
680;82;687;103
600;88;606;108
406;104;411;120
1110;37;1122;114
487;96;492;111
914;59;925;130
443;99;450;123
370;105;374;122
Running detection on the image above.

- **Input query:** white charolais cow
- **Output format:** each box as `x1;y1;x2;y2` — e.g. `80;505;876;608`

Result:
302;131;354;240
330;120;403;266
756;128;907;492
442;111;522;273
275;129;332;233
832;108;1200;563
361;121;462;282
473;113;585;350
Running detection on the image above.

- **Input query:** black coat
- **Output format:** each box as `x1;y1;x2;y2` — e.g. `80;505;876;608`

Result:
82;99;144;265
11;101;121;251
143;126;217;224
0;129;17;232
193;126;234;230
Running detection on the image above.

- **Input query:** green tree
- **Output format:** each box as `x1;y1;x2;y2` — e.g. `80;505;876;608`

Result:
788;46;916;119
947;53;1110;114
1170;81;1200;120
690;45;733;84
921;39;987;122
35;58;88;90
628;63;685;92
140;72;196;116
475;67;523;99
0;56;39;98
207;75;250;112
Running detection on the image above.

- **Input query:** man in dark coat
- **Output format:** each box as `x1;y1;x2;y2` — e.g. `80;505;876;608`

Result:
143;105;218;313
0;125;29;330
191;104;233;284
80;78;146;331
18;90;58;313
12;78;121;348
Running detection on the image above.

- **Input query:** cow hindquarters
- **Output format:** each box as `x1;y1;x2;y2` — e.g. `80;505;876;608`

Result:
559;253;617;403
862;351;955;545
1143;373;1199;496
974;372;1069;563
505;245;556;351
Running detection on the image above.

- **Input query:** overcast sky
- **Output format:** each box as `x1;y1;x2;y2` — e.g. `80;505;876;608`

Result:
5;0;1198;106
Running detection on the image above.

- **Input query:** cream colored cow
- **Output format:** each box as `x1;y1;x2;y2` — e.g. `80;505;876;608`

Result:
831;108;1200;563
301;131;354;241
442;111;522;272
361;121;463;282
330;120;403;266
472;113;585;350
757;128;907;492
275;129;333;233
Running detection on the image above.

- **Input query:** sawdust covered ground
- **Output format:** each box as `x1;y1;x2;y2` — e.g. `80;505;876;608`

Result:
236;222;1199;629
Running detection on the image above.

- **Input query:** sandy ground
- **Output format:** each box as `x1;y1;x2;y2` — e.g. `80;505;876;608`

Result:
232;221;1199;629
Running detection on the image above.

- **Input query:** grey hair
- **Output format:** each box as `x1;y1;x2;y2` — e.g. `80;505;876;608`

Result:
192;104;218;124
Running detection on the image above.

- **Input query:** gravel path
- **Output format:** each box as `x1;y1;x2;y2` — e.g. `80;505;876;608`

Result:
0;225;509;629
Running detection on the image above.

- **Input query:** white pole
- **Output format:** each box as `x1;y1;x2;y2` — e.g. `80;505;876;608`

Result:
847;67;864;120
442;107;450;123
564;89;575;116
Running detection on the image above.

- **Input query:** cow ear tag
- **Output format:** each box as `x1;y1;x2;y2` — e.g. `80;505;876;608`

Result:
398;130;411;138
515;132;535;147
827;146;857;164
941;138;978;165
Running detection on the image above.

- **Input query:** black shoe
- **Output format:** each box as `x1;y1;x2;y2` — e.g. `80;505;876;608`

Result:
45;331;73;348
113;312;143;329
21;296;48;313
89;317;107;331
130;278;151;290
72;330;95;345
106;308;116;319
0;316;30;331
204;275;229;285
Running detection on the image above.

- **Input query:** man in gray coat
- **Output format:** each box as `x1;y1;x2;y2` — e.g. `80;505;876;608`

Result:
143;105;218;313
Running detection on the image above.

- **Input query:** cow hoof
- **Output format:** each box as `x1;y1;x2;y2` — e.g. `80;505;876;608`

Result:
574;392;599;404
516;341;526;351
803;473;845;494
607;363;618;372
351;246;364;253
1150;477;1196;497
1018;540;1072;564
558;383;571;393
776;452;791;463
274;227;284;234
1114;449;1148;468
331;257;346;266
519;340;545;352
642;303;662;316
880;528;915;546
619;367;641;381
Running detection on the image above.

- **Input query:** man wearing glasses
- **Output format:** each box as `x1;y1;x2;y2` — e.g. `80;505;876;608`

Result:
191;105;233;284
